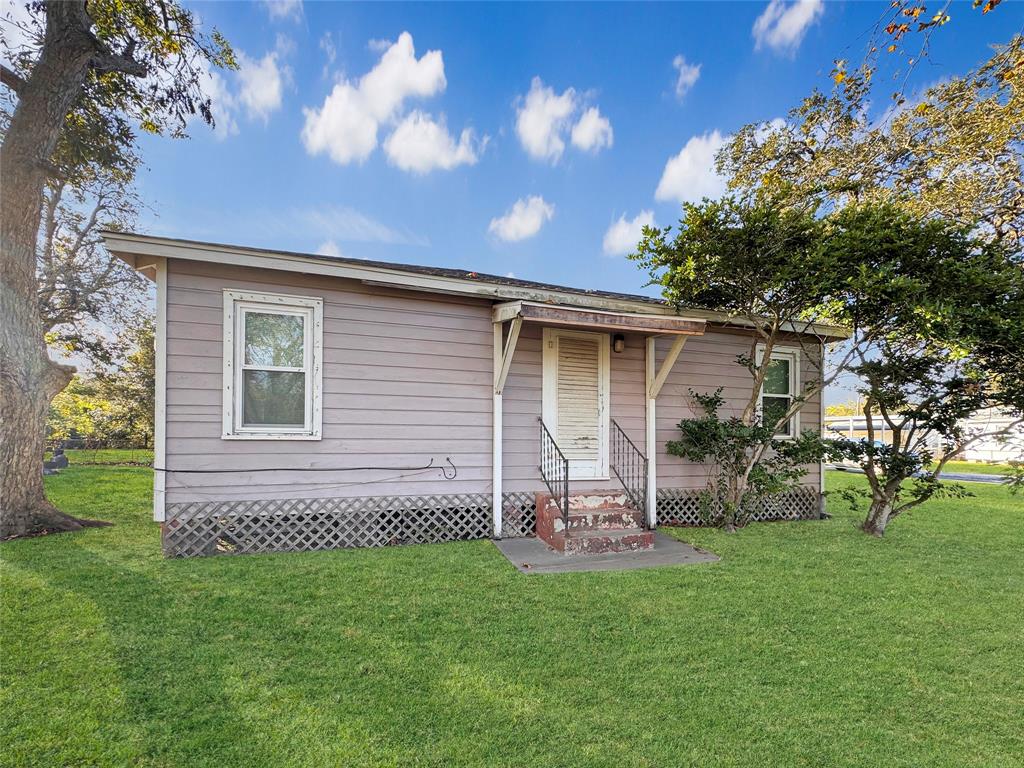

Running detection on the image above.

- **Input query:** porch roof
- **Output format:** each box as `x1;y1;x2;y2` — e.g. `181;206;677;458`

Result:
492;301;706;336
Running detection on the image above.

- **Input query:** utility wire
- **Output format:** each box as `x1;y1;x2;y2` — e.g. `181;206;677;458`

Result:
153;456;457;480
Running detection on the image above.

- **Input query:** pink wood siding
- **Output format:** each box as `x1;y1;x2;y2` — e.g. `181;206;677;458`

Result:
163;259;494;503
653;333;823;489
162;257;823;505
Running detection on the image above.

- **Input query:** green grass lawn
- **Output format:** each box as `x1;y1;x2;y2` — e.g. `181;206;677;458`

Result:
940;460;1015;476
1;468;1022;767
45;447;154;466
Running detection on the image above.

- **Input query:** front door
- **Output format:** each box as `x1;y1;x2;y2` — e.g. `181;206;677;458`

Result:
542;328;610;480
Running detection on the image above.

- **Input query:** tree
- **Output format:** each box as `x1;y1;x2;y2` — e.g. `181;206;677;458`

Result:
825;205;1024;536
630;197;843;529
47;320;156;447
666;389;827;531
718;36;1023;245
825;400;862;417
39;169;148;365
94;319;156;446
0;1;233;538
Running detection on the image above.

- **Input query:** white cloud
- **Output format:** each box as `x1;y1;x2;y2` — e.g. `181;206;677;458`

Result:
752;0;824;54
571;107;613;153
488;196;554;242
515;77;577;162
302;32;475;170
505;271;517;278
515;77;613;162
296;205;429;246
316;240;344;257
201;65;239;139
319;31;336;78
603;210;655;256
383;111;483;174
655;130;729;204
262;0;303;22
672;55;701;100
237;51;287;122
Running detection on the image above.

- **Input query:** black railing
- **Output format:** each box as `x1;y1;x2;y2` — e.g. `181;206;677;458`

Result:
538;418;569;531
610;418;648;524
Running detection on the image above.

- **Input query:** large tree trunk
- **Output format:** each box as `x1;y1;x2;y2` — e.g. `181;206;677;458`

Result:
0;3;105;538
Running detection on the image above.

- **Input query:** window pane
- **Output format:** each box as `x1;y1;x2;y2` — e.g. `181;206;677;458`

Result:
764;358;791;395
763;395;792;435
244;312;304;367
243;371;306;427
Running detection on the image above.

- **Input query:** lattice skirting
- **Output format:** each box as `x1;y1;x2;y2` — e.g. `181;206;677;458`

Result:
657;486;821;527
501;492;536;538
164;494;493;557
163;491;539;557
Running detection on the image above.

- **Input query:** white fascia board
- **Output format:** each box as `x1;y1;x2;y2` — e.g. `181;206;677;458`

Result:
103;232;851;340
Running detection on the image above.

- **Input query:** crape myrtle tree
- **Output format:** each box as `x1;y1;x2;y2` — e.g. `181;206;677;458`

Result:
0;1;233;538
710;35;1024;535
826;205;1024;535
630;197;849;530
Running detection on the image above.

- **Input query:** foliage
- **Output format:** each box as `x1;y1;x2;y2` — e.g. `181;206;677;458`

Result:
825;400;861;417
1;0;236;182
718;36;1024;245
667;388;828;530
46;376;110;443
46;320;155;447
821;207;1024;534
1003;460;1024;495
37;171;148;365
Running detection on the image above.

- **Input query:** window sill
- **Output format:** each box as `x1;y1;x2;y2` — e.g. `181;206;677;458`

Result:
222;432;322;441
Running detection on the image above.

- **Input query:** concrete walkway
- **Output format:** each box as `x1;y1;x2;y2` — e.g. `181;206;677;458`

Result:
492;532;719;574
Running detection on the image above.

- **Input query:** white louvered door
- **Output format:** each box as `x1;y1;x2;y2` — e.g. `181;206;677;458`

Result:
542;329;609;479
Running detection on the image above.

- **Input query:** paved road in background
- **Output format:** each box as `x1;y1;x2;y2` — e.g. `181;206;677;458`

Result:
827;466;1006;485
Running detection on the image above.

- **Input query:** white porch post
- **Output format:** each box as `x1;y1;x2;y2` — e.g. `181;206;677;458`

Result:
492;322;503;538
645;337;657;528
645;334;689;529
492;316;523;539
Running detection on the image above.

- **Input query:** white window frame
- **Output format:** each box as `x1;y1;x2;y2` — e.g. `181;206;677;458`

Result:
756;344;800;440
222;290;323;440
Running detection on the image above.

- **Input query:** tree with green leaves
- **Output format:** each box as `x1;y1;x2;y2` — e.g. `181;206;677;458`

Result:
824;206;1024;535
631;197;847;529
48;319;155;447
0;1;233;538
718;35;1023;245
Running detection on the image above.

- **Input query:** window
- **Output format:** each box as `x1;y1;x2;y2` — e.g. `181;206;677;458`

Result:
757;345;800;439
223;290;322;439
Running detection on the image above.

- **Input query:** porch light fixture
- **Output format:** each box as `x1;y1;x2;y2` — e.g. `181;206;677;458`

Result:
612;334;625;354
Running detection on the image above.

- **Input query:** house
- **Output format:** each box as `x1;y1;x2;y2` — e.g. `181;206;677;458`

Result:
102;232;847;557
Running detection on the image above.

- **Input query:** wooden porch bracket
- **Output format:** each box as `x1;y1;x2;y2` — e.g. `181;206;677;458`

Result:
647;335;688;399
493;316;522;395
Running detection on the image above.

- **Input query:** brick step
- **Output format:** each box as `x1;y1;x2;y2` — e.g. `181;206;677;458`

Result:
535;490;654;555
560;528;655;555
565;506;645;532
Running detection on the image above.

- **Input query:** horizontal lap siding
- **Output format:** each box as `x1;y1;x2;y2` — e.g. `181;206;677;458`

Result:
164;260;494;503
654;332;823;491
502;324;646;493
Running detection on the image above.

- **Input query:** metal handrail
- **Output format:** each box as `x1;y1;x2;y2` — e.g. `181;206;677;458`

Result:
610;418;648;524
538;418;569;532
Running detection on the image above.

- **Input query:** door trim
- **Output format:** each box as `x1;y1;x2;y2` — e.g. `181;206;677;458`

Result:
541;327;610;480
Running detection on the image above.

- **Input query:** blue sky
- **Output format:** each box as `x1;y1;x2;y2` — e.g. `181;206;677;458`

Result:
134;0;1017;403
